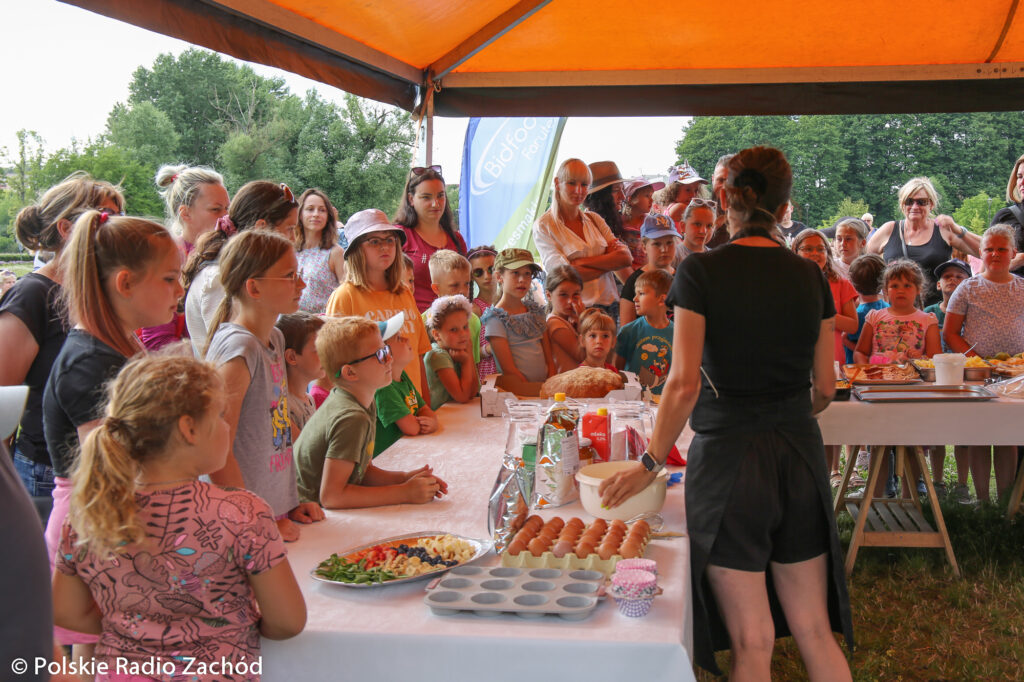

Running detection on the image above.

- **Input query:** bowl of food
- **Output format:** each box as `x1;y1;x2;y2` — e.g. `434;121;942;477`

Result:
913;356;992;381
575;461;667;521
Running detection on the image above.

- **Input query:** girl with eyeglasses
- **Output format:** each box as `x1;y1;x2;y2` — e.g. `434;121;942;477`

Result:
326;209;433;407
394;165;468;313
204;230;325;544
866;177;980;306
183;180;299;354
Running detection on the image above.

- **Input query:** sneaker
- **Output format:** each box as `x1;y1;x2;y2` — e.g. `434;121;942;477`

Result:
933;480;948;499
952;483;972;505
917;476;927;496
886;475;899;498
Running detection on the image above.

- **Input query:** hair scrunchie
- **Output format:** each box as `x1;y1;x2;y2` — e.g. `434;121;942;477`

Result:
733;168;767;197
216;214;237;238
98;211;111;225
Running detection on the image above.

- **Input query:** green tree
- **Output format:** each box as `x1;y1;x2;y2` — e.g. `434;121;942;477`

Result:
105;101;180;169
1;129;45;203
952;192;995;234
35;142;163;217
817;198;872;230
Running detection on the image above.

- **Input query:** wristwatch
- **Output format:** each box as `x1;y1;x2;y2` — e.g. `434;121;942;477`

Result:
640;451;664;473
959;225;969;239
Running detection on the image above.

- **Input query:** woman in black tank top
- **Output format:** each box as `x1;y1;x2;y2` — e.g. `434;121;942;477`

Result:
866;177;980;306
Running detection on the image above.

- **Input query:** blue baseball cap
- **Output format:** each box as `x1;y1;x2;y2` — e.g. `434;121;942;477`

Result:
376;311;405;341
640;213;679;240
933;259;971;279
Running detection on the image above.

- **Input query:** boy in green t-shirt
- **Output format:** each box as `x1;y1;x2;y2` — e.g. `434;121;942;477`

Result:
293;313;447;509
374;313;439;455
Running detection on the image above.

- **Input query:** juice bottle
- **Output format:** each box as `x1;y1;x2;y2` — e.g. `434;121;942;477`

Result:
532;393;580;508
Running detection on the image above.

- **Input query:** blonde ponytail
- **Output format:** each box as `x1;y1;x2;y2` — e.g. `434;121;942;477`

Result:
65;354;222;558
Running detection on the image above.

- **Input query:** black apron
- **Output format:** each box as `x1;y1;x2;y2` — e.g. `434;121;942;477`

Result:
685;389;855;674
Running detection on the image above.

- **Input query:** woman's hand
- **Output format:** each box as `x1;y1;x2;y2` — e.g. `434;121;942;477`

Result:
599;461;657;509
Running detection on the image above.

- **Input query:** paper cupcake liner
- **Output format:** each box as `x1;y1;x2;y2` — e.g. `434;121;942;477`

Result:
615;558;657;576
616;596;653;617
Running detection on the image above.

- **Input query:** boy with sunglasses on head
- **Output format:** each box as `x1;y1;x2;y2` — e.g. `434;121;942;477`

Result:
293;313;446;509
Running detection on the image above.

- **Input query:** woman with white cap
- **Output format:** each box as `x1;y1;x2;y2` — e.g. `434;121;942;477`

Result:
533;158;632;323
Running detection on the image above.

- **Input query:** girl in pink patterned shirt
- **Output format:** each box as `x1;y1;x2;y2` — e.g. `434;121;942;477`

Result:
53;355;305;681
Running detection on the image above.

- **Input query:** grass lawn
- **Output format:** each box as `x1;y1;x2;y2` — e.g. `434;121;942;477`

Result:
698;450;1024;680
2;261;34;277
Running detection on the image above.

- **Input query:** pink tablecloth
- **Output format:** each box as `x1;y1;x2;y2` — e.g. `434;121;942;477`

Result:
262;400;693;681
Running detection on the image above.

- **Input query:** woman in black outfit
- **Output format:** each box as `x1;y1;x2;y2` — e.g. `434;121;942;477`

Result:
990;152;1024;276
601;147;853;679
866;177;980;305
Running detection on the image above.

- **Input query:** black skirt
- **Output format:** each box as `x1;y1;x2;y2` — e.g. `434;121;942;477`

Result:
685;389;854;674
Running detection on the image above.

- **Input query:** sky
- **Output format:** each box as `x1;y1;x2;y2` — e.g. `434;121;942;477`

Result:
0;1;690;180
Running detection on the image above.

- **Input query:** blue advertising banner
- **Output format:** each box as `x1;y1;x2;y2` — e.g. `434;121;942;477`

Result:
458;117;566;254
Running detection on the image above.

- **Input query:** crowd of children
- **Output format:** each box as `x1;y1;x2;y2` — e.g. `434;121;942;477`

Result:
8;157;1024;674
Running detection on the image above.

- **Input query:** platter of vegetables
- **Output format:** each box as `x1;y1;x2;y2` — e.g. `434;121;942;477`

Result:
312;532;489;588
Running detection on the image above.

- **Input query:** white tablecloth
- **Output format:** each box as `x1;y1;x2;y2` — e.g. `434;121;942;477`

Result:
817;390;1024;445
262;400;693;681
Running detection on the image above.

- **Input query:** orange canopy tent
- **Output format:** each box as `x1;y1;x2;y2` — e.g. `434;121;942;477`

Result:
61;0;1024;117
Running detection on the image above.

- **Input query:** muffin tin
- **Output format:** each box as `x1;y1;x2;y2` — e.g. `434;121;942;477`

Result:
423;565;604;620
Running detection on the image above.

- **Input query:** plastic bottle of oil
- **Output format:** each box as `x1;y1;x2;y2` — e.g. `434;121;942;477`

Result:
532;393;580;508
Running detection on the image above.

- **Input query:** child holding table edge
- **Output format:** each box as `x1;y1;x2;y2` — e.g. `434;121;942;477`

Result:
43;210;182;650
619;213;679;327
424;295;480;409
326;209;431;405
375;313;438;455
204;230;325;543
616;269;674;395
293;316;447;509
276;311;326;439
482;248;554;384
545;265;586;374
579;308;617;370
53;355;305;675
943;225;1024;502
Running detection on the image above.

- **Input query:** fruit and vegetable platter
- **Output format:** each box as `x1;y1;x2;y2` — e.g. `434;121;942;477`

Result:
985;353;1024;376
312;532;489;587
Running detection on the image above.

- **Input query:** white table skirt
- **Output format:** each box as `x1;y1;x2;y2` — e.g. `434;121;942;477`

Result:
817;390;1024;445
262;400;694;681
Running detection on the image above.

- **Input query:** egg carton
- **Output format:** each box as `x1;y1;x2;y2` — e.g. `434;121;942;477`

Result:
424;565;604;620
499;535;650;575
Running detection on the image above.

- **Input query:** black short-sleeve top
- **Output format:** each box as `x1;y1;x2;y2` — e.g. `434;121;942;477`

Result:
42;329;127;477
0;273;67;466
667;243;835;401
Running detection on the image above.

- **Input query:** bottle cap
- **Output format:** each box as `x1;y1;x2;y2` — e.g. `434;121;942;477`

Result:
597;407;608;416
554;392;566;402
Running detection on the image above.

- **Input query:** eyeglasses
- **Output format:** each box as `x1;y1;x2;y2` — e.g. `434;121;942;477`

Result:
362;235;399;249
472;266;494;278
797;245;828;254
336;344;392;377
411;165;442;177
253;272;303;284
280;183;295;204
904;197;930;207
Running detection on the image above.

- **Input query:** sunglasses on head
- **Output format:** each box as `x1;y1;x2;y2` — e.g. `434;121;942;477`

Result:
688;198;717;209
411;165;442;177
904;197;930;207
472;266;494;278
